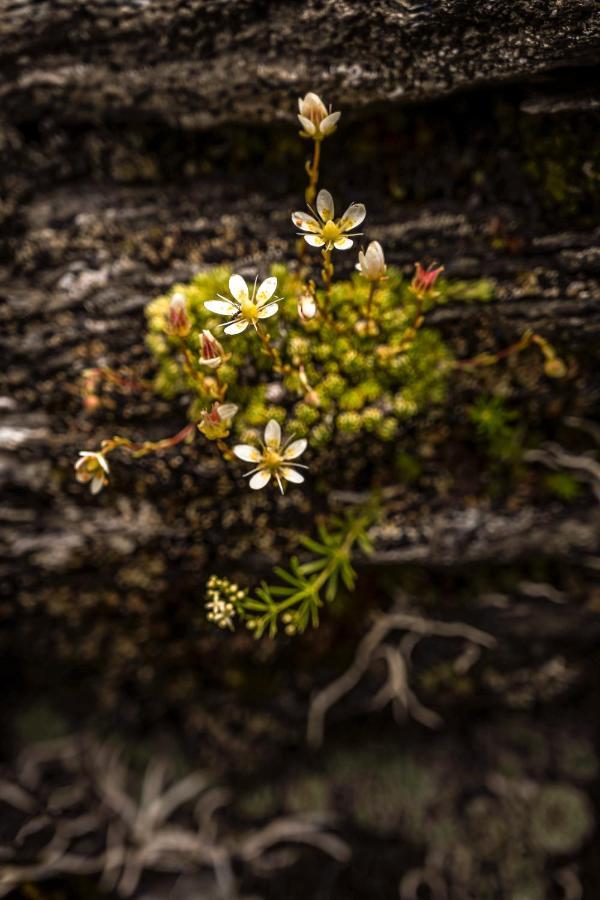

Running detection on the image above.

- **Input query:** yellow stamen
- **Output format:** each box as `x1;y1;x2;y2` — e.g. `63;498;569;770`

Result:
321;220;341;243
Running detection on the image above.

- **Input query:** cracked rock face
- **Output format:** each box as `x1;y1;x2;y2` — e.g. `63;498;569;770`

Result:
1;0;599;130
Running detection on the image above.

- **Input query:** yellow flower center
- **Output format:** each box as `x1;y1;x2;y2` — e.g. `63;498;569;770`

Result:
262;448;282;470
321;220;341;242
240;298;260;321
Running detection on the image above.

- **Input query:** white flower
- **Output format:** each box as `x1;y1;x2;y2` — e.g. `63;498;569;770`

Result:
233;419;308;494
297;289;317;321
75;451;110;494
356;241;387;281
292;189;366;251
206;596;236;630
198;329;226;368
204;274;281;335
297;92;341;141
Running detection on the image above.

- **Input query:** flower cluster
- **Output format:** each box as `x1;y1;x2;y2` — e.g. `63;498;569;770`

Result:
205;575;248;630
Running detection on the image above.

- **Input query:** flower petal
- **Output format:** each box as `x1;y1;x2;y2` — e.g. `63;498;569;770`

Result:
264;419;281;449
229;274;249;304
303;92;327;117
283;438;307;460
249;469;271;490
224;319;249;335
339;202;366;230
233;444;262;463
91;476;105;494
334;237;353;250
205;299;238;316
217;403;238;421
258;303;279;319
298;114;316;135
320;111;340;135
281;467;305;485
317;189;334;221
292;211;321;233
304;234;325;247
256;276;277;304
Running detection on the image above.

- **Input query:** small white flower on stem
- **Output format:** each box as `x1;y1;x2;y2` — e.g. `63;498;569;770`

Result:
356;241;387;281
292;189;366;251
198;329;226;368
233;419;308;494
297;92;340;141
204;274;281;335
198;402;238;440
297;288;317;321
75;451;110;494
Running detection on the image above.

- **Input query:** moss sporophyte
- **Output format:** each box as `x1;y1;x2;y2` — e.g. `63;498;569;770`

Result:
73;88;567;634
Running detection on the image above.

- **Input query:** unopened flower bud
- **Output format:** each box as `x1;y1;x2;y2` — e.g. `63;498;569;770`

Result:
198;329;225;368
166;292;191;337
544;358;567;379
411;262;444;299
356;241;387;281
198;402;238;440
298;290;317;321
297;92;341;141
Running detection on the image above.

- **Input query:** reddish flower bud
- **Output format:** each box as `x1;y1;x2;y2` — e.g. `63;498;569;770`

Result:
199;329;225;368
166;292;191;337
411;262;444;298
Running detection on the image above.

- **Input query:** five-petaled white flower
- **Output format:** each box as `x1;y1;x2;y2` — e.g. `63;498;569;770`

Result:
233;419;308;493
292;189;366;251
356;241;387;281
297;92;341;141
75;451;110;494
204;274;281;335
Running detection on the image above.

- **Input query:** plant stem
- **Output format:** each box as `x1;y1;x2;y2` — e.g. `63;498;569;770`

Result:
321;248;334;299
305;139;321;205
102;422;195;459
366;281;378;320
256;324;288;374
456;330;535;370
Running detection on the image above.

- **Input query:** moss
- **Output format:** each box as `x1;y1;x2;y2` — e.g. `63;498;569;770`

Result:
469;395;523;462
237;783;279;819
544;472;582;502
144;263;491;453
330;746;439;837
528;783;594;855
16;703;69;743
285;773;331;814
520;112;600;219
